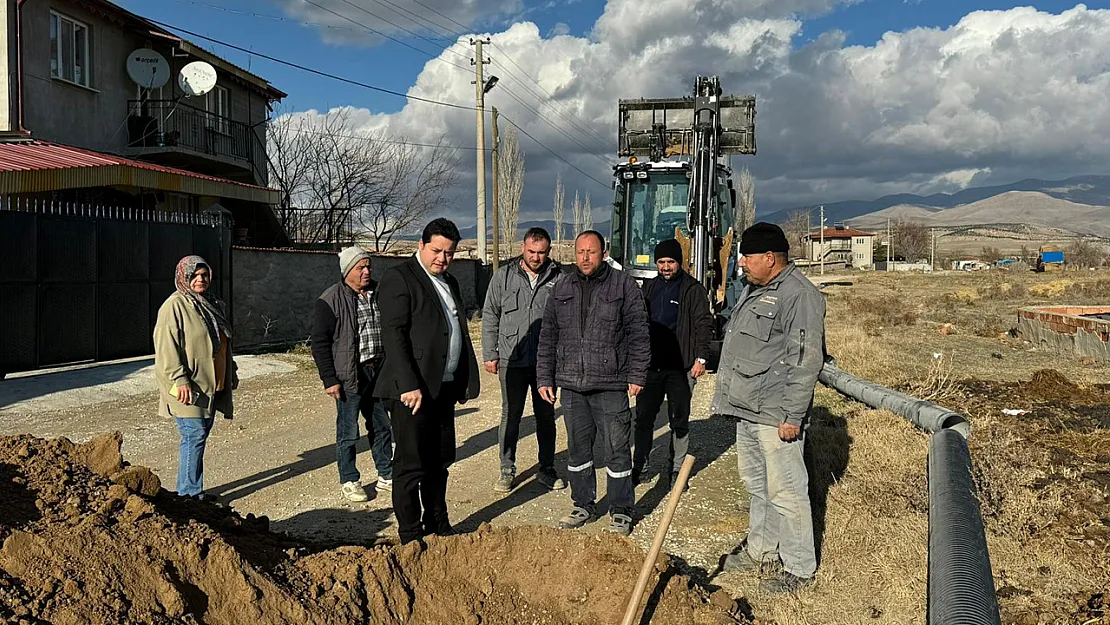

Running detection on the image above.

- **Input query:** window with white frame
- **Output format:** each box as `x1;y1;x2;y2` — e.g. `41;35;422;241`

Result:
206;86;229;133
50;11;90;87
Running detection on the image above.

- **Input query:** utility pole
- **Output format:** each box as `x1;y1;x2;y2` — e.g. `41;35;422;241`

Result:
471;38;491;263
930;227;936;272
819;205;826;276
491;106;500;270
886;218;892;271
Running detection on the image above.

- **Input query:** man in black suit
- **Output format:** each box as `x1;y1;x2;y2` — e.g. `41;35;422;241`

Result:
374;218;480;544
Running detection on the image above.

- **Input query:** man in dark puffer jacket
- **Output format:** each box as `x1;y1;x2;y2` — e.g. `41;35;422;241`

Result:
537;230;650;536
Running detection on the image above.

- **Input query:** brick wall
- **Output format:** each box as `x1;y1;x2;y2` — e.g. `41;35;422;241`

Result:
1016;306;1110;361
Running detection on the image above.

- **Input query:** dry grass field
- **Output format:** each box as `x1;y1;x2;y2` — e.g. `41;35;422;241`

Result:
791;268;1110;625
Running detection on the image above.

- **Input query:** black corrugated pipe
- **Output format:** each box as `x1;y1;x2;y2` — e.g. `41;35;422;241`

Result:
928;429;1002;625
818;359;970;437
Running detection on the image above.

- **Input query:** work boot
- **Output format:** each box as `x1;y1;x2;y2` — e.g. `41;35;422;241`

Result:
605;513;634;536
760;572;815;595
492;472;515;493
721;550;761;573
341;481;369;502
557;506;594;529
536;468;567;490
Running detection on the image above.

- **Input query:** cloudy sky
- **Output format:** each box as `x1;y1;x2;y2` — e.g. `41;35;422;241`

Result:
124;0;1110;225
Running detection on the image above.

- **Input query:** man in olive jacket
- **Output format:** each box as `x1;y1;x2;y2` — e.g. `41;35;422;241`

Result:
537;230;650;537
713;222;826;596
481;227;566;493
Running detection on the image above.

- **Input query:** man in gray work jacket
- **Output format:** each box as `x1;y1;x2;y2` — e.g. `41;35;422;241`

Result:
482;227;567;493
713;222;826;596
538;230;650;537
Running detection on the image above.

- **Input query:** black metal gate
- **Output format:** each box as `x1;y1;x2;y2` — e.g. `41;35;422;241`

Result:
0;199;231;376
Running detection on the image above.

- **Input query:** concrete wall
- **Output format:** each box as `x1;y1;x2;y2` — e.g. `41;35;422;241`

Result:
232;248;491;349
19;0;272;183
1017;306;1110;361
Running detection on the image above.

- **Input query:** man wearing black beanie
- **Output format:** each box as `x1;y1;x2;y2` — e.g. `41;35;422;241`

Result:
632;239;713;489
712;222;826;595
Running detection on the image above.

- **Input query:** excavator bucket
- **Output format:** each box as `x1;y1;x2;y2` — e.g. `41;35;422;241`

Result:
618;95;756;158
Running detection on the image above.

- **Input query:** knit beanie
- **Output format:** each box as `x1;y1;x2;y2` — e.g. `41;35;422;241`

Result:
339;246;371;277
654;238;683;264
739;222;790;255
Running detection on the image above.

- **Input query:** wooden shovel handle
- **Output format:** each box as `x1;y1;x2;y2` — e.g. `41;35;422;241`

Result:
620;454;696;625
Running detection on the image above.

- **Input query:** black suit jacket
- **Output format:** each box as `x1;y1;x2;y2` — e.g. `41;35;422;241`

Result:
374;256;480;403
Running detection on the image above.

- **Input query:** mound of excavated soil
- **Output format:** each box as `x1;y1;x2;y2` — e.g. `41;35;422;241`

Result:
0;433;746;625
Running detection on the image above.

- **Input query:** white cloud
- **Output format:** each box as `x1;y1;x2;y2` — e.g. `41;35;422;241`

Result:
275;2;1110;225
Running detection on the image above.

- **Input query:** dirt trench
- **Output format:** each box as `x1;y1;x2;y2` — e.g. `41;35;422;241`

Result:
0;432;745;625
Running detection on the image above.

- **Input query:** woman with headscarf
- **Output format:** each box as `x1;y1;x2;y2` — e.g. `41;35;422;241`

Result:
154;255;237;499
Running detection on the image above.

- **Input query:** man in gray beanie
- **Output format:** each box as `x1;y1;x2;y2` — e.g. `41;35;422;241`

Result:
311;245;394;502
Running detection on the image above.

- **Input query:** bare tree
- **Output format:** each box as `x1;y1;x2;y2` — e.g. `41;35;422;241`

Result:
356;140;459;253
1065;238;1103;269
553;173;566;241
780;209;811;260
267;109;458;250
497;125;525;251
582;191;593;232
738;166;756;233
892;219;931;262
979;245;1002;263
572;190;583;234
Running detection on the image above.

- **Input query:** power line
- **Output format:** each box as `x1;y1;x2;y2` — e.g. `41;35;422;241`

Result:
290;5;609;169
300;0;472;73
494;86;612;171
365;0;459;40
161;0;359;32
145;19;478;111
406;0;472;34
489;56;610;152
148;18;608;190
499;114;611;190
335;0;465;57
489;43;611;147
285;126;487;151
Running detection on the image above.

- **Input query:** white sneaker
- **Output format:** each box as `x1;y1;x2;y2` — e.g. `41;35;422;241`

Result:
341;481;369;502
376;476;393;491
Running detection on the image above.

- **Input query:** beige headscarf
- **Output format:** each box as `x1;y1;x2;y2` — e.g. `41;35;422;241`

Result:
174;255;232;350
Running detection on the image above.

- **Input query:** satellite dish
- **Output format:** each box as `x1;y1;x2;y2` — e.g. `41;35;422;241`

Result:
126;49;170;89
178;61;217;97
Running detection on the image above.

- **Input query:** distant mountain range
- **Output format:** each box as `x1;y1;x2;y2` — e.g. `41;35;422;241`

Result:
763;174;1110;236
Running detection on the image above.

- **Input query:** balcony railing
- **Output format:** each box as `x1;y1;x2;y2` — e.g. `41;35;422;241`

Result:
127;100;251;162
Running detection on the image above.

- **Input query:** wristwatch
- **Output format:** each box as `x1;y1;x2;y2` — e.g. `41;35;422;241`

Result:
696;358;707;364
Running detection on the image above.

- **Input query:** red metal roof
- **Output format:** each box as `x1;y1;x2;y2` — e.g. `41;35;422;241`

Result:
0;140;269;191
806;226;876;240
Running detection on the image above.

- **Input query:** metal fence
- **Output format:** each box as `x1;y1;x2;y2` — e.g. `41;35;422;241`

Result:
0;197;231;376
127;99;252;162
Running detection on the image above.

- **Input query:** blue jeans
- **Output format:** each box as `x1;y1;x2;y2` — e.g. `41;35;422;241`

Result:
735;419;817;578
336;363;394;484
176;417;214;496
